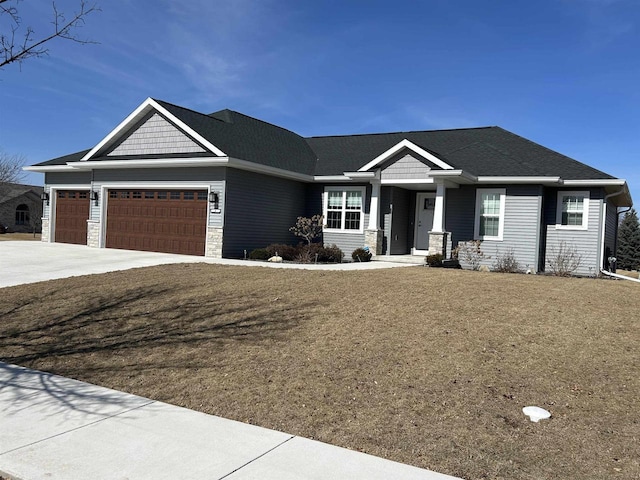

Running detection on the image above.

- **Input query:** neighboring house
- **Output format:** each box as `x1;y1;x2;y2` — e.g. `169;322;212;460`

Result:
0;183;43;233
26;98;632;275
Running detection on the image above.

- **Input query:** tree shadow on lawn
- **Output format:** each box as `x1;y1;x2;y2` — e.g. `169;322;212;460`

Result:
0;284;312;365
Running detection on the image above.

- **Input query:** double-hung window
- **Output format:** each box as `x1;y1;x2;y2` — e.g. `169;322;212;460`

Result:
557;191;589;230
474;188;505;240
324;187;365;232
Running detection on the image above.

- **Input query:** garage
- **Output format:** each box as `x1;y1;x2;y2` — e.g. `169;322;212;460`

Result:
106;189;208;256
55;190;90;245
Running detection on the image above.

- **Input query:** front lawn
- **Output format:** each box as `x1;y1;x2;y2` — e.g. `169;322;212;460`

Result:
1;265;638;480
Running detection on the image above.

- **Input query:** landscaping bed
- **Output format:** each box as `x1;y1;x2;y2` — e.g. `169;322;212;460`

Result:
0;265;638;480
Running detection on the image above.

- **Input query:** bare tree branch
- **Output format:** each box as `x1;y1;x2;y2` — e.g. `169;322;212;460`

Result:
0;148;26;184
0;0;100;69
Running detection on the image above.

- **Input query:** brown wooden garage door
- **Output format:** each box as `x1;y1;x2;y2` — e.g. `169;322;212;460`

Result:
106;189;208;256
55;190;90;245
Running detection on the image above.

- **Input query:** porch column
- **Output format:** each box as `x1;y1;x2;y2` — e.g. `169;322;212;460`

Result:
365;179;383;255
368;180;380;230
432;182;446;233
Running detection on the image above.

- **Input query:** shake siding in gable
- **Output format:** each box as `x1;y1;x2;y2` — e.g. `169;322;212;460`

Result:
381;154;432;180
107;113;206;156
544;188;604;276
222;168;305;258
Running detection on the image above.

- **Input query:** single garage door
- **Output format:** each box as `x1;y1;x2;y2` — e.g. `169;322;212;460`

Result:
55;190;90;245
106;189;208;256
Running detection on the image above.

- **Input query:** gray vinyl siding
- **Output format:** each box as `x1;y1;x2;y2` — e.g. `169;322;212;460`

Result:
91;167;227;227
381;154;432;180
43;171;92;218
108;113;206;156
381;186;411;254
544;188;604;276
222;168;306;258
447;185;543;272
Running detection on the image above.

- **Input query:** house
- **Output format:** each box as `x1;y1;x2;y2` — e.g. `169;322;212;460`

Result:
26;98;632;275
0;183;43;234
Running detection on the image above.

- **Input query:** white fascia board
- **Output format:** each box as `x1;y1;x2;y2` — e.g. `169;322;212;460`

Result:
313;175;355;182
358;139;454;172
81;98;226;161
23;165;76;172
381;178;435;185
343;171;376;178
227;158;314;182
70;157;230;169
428;170;478;183
477;176;562;184
562;179;627;186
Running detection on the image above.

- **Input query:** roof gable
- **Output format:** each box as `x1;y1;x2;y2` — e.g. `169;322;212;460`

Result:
106;112;207;157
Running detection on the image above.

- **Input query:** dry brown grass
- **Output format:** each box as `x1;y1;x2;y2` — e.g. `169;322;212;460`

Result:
0;233;41;241
1;265;638;480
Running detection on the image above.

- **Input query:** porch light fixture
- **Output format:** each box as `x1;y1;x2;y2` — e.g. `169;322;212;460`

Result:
90;190;99;206
209;191;219;209
40;191;50;206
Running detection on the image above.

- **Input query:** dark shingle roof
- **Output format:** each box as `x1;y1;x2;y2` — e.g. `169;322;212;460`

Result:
0;183;43;204
155;100;318;175
306;127;615;179
31;100;616;182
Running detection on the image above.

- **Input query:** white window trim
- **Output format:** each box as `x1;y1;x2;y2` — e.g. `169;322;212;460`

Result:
474;188;506;241
556;191;589;230
322;186;366;234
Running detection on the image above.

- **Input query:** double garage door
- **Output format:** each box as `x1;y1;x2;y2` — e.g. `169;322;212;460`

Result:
54;189;208;256
106;189;208;256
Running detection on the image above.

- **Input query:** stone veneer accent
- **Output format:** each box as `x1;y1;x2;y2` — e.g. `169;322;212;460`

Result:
41;217;50;242
205;227;223;258
428;231;449;257
87;220;100;248
364;229;383;256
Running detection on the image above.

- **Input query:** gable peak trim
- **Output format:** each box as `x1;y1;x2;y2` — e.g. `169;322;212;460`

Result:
81;98;226;162
358;139;454;172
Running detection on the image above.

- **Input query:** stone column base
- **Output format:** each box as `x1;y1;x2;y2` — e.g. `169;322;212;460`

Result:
205;227;223;258
87;220;100;248
428;231;449;257
364;229;383;256
41;217;50;242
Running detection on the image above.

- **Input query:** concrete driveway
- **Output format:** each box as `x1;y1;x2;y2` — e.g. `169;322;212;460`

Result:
0;241;415;288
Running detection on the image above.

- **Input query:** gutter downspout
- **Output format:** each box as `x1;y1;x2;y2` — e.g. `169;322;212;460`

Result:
600;269;640;283
600;189;626;276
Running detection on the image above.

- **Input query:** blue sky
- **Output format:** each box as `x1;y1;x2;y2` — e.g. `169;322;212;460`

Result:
1;0;639;203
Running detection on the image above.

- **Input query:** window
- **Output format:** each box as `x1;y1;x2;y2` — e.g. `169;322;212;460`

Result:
557;191;589;230
323;187;365;232
474;189;505;240
15;204;30;225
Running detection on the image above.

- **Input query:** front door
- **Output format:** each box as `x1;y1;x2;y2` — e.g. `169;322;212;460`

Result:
414;193;435;254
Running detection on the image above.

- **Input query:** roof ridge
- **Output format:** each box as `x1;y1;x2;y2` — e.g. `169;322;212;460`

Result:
210;109;309;139
305;126;497;140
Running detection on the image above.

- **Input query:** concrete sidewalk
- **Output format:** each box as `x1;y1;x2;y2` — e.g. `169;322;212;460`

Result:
0;363;461;480
0;242;415;289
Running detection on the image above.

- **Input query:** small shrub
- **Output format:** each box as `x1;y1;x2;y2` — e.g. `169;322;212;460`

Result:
319;244;344;263
248;248;270;260
352;247;372;262
492;248;523;273
426;253;444;267
266;244;299;261
453;240;489;271
547;241;582;276
289;215;324;245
